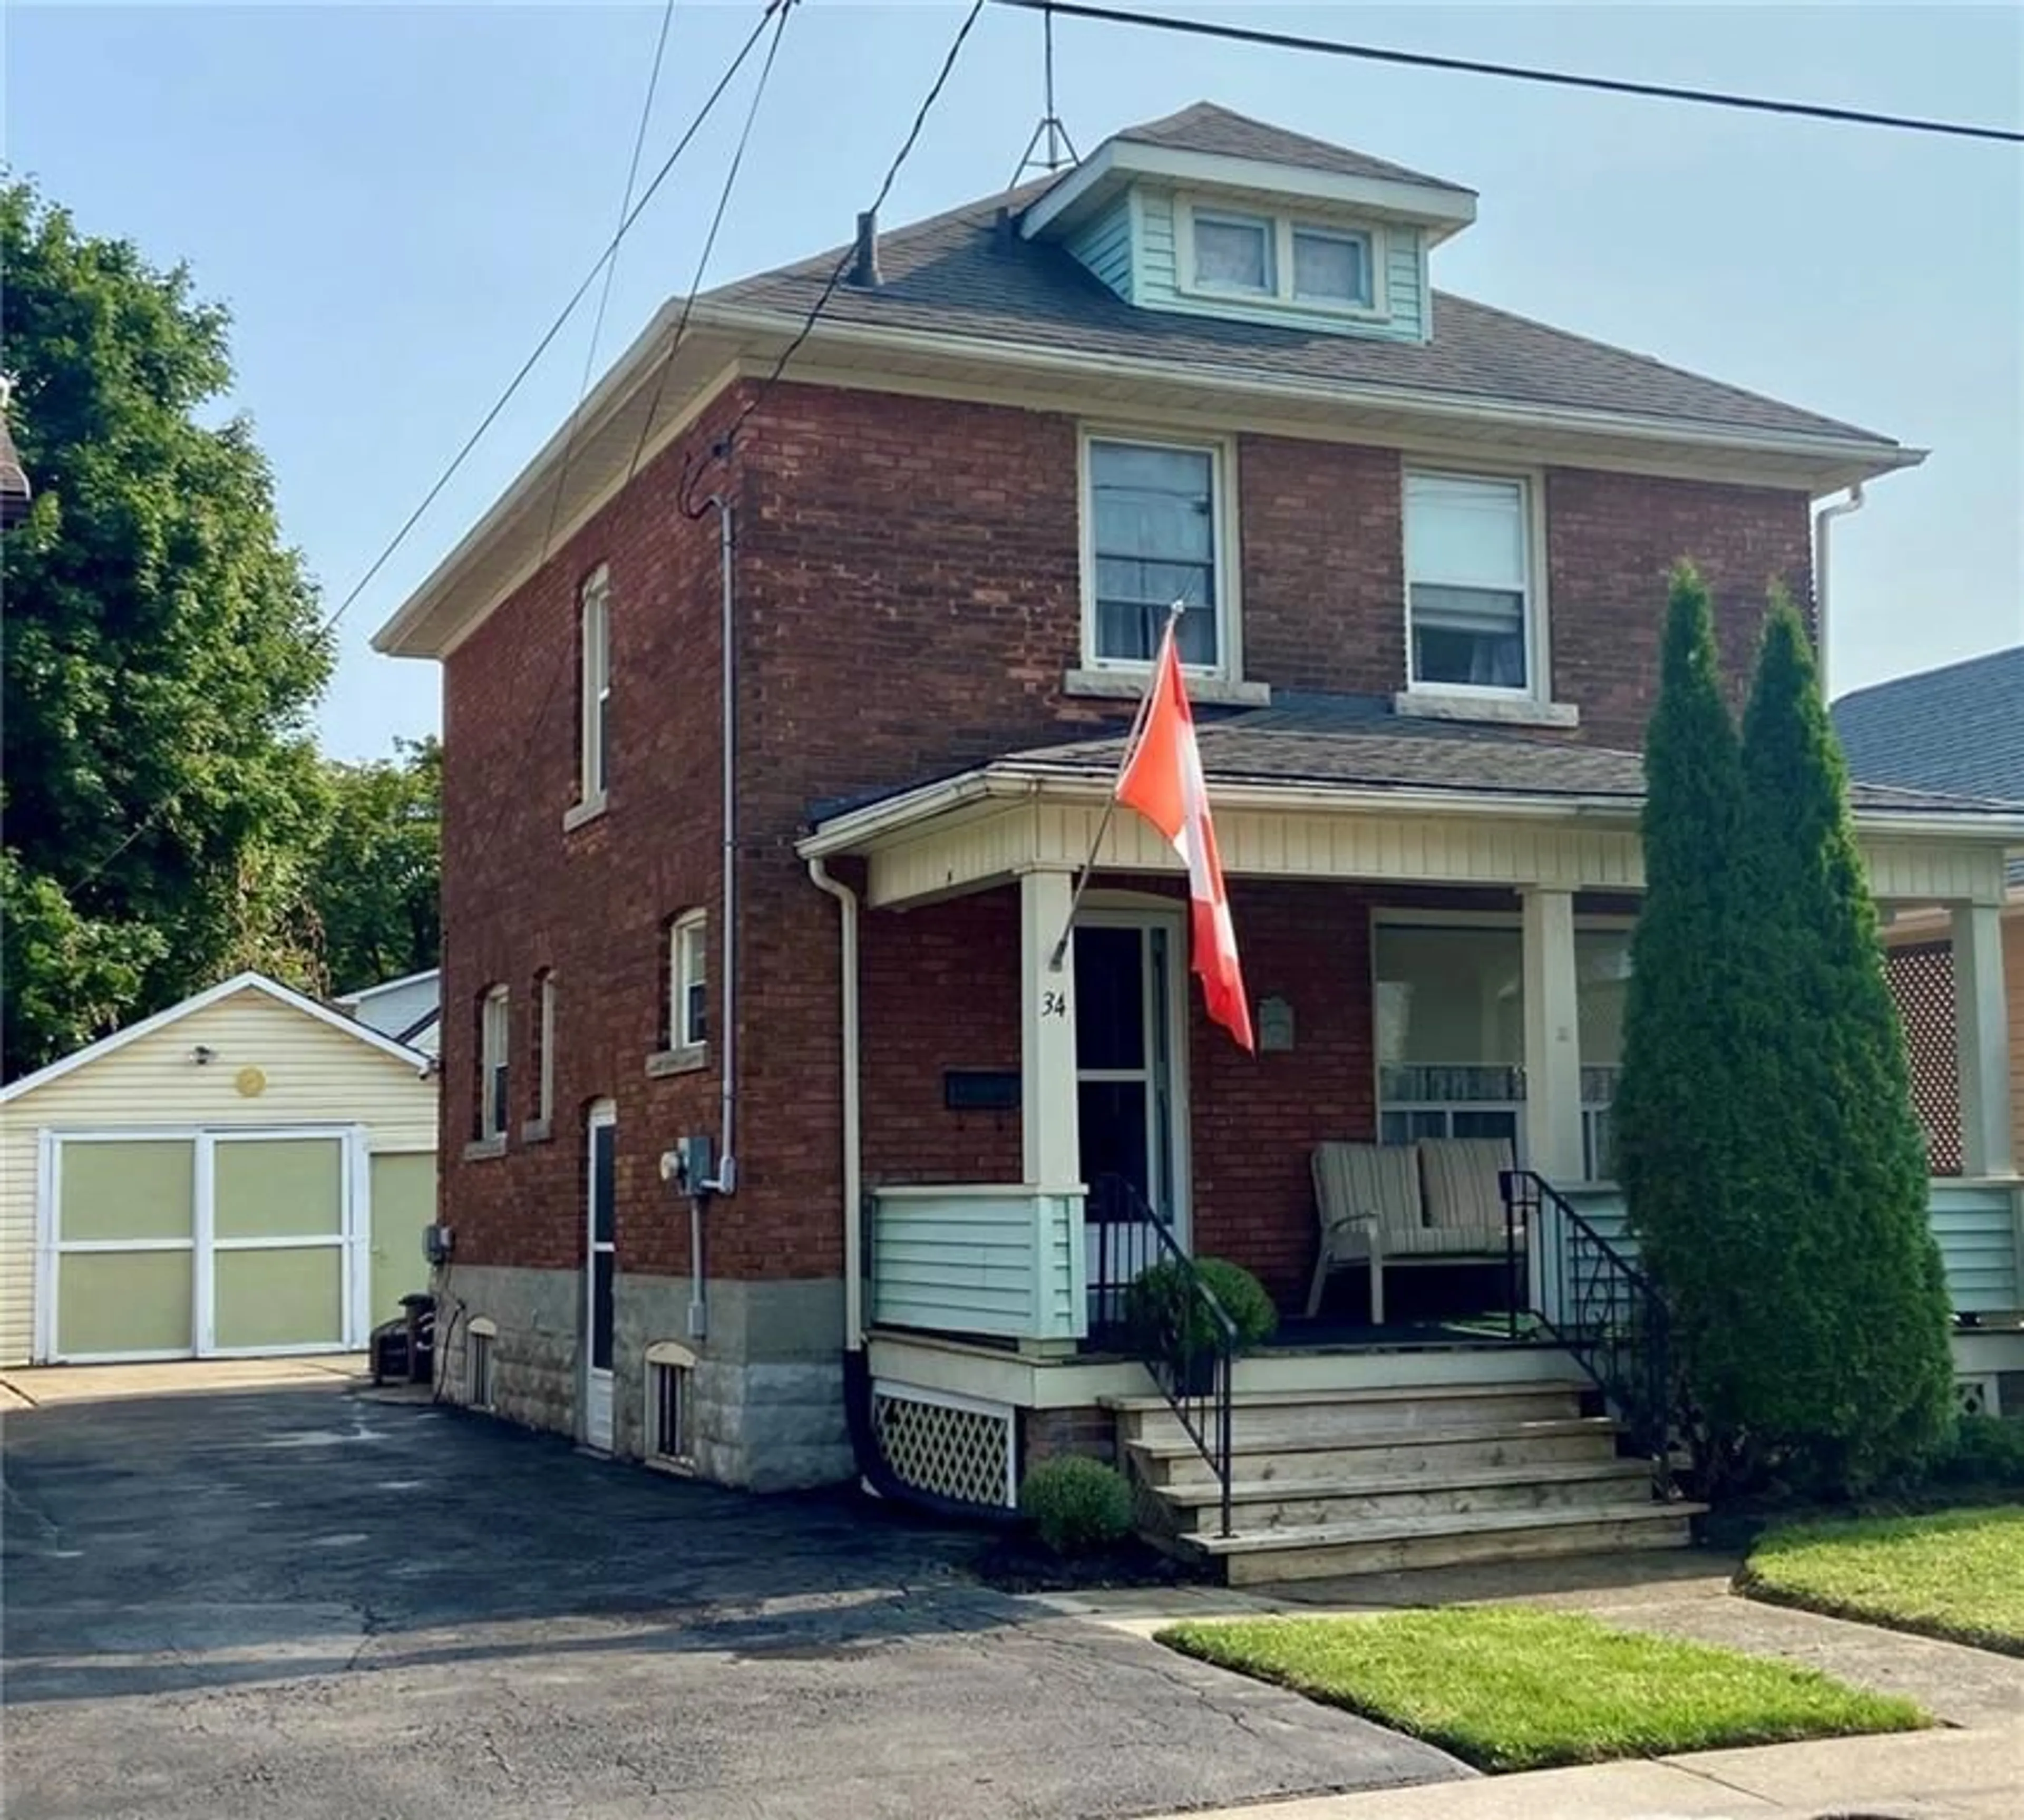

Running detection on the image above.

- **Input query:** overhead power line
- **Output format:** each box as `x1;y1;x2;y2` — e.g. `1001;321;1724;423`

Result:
997;0;2024;145
537;0;684;563
699;0;988;487
315;0;792;641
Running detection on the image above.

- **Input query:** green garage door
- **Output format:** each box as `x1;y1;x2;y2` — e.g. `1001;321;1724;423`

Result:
53;1139;197;1358
49;1130;356;1360
211;1136;346;1351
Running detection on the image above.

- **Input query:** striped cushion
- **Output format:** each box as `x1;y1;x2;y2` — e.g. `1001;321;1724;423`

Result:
1417;1137;1515;1230
1311;1142;1422;1255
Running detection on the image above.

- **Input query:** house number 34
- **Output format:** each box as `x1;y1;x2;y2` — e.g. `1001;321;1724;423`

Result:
1040;990;1069;1019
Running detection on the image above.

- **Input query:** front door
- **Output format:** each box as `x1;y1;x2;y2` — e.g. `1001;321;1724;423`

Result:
1076;912;1187;1300
585;1101;617;1451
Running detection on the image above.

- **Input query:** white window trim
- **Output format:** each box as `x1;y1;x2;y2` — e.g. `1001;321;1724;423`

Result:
570;566;611;826
670;910;707;1056
1077;425;1242;682
1186;207;1276;297
479;985;511;1143
1175;198;1389;321
1400;465;1553;706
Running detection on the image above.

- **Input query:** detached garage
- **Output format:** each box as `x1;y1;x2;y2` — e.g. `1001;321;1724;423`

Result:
1;972;437;1366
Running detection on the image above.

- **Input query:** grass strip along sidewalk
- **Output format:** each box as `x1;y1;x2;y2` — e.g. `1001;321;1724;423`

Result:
1740;1505;2024;1656
1159;1607;1924;1773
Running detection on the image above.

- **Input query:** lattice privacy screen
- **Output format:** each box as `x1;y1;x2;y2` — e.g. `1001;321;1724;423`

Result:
1886;942;1962;1176
872;1384;1016;1509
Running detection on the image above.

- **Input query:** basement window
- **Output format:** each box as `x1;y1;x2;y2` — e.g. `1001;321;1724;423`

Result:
646;1342;697;1469
468;1327;495;1411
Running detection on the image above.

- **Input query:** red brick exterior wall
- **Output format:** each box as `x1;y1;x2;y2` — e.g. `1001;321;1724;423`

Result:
436;378;1814;1298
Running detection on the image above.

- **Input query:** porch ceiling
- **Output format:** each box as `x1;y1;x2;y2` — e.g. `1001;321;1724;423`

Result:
800;700;2024;910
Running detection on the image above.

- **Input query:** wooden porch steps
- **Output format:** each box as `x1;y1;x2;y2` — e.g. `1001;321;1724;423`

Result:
1108;1376;1702;1584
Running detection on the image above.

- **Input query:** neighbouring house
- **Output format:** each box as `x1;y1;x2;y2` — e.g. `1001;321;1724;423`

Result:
0;972;439;1367
1835;647;2024;1351
376;104;2022;1573
335;967;443;1059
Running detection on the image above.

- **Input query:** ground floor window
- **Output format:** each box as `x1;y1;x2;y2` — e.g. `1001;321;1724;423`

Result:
1373;920;1630;1181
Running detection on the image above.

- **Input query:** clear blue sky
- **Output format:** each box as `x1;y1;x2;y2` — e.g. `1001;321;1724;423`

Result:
12;3;2021;760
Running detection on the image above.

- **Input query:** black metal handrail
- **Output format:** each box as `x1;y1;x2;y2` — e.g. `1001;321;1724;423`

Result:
1499;1168;1674;1496
1087;1173;1237;1537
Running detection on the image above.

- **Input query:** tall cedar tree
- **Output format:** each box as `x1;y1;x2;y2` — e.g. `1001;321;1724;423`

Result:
1614;565;1753;1487
1730;598;1953;1493
2;181;332;1076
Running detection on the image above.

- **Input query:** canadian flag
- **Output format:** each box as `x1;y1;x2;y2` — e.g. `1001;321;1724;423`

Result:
1115;629;1256;1053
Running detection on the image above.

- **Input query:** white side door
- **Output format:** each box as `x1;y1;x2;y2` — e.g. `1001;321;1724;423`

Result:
584;1100;617;1451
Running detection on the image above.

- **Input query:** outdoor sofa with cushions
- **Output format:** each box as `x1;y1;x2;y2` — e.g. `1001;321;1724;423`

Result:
1307;1137;1520;1323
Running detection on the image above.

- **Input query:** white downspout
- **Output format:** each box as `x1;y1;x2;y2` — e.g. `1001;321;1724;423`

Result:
707;491;738;1195
1812;483;1864;697
805;856;863;1349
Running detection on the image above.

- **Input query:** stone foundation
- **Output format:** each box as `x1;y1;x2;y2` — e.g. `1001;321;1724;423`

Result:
1021;1404;1116;1469
435;1264;853;1490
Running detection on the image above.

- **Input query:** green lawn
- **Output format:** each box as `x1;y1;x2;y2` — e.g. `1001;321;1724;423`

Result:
1741;1505;2024;1656
1157;1608;1924;1773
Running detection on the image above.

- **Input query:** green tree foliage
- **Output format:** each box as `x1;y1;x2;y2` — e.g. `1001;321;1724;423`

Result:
1729;598;1953;1492
1615;565;1753;1477
307;737;442;997
2;179;332;1077
1619;573;1955;1498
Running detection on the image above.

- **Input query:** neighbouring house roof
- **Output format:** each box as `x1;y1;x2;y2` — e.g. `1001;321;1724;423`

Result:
334;965;442;1008
376;101;1918;661
1834;647;2024;892
805;693;2024;843
0;971;432;1103
1833;648;2024;805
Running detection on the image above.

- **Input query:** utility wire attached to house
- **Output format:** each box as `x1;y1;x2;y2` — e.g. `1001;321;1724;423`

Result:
683;0;989;509
535;0;684;566
312;0;795;643
997;0;2024;145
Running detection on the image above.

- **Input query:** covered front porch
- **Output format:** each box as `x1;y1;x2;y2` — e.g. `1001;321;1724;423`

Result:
801;709;2024;1512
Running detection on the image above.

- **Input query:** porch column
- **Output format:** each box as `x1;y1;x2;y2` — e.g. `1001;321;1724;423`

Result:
1021;868;1081;1187
1521;887;1584;1183
1950;901;2014;1177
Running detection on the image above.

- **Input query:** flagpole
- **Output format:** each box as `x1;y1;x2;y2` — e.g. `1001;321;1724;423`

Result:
1047;600;1185;972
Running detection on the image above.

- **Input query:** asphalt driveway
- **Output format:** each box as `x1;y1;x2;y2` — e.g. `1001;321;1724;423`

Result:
3;1381;1463;1820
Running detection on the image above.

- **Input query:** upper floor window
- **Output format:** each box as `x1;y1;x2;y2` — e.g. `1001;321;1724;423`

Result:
479;985;510;1141
1083;434;1226;671
578;567;611;805
1405;472;1534;695
1182;202;1379;316
670;911;707;1053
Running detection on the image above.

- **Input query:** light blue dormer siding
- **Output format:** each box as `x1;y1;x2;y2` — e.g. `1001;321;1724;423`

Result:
1064;196;1135;302
1123;186;1429;343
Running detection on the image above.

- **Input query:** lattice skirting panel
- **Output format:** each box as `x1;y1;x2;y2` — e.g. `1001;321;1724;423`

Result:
1956;1375;2002;1419
872;1381;1017;1510
1887;942;1963;1175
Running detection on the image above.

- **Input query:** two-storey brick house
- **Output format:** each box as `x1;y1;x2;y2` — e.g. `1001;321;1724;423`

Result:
378;105;2021;1574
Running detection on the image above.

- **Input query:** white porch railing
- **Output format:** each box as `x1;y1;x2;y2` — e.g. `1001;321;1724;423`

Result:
1562;1180;2024;1318
870;1184;1088;1342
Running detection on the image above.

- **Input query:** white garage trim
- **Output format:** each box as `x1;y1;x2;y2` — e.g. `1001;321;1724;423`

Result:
34;1123;371;1364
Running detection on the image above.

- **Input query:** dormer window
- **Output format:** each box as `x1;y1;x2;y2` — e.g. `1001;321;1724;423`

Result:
1293;227;1373;309
1180;201;1383;318
1193;212;1273;295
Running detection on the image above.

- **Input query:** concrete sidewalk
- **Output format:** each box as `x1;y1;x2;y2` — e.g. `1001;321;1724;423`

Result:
1146;1721;2024;1818
1;1354;366;1408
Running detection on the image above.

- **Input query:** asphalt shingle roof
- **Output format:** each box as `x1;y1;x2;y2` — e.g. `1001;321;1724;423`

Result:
1114;101;1472;194
812;694;2013;829
705;108;1898;449
1833;648;2024;804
